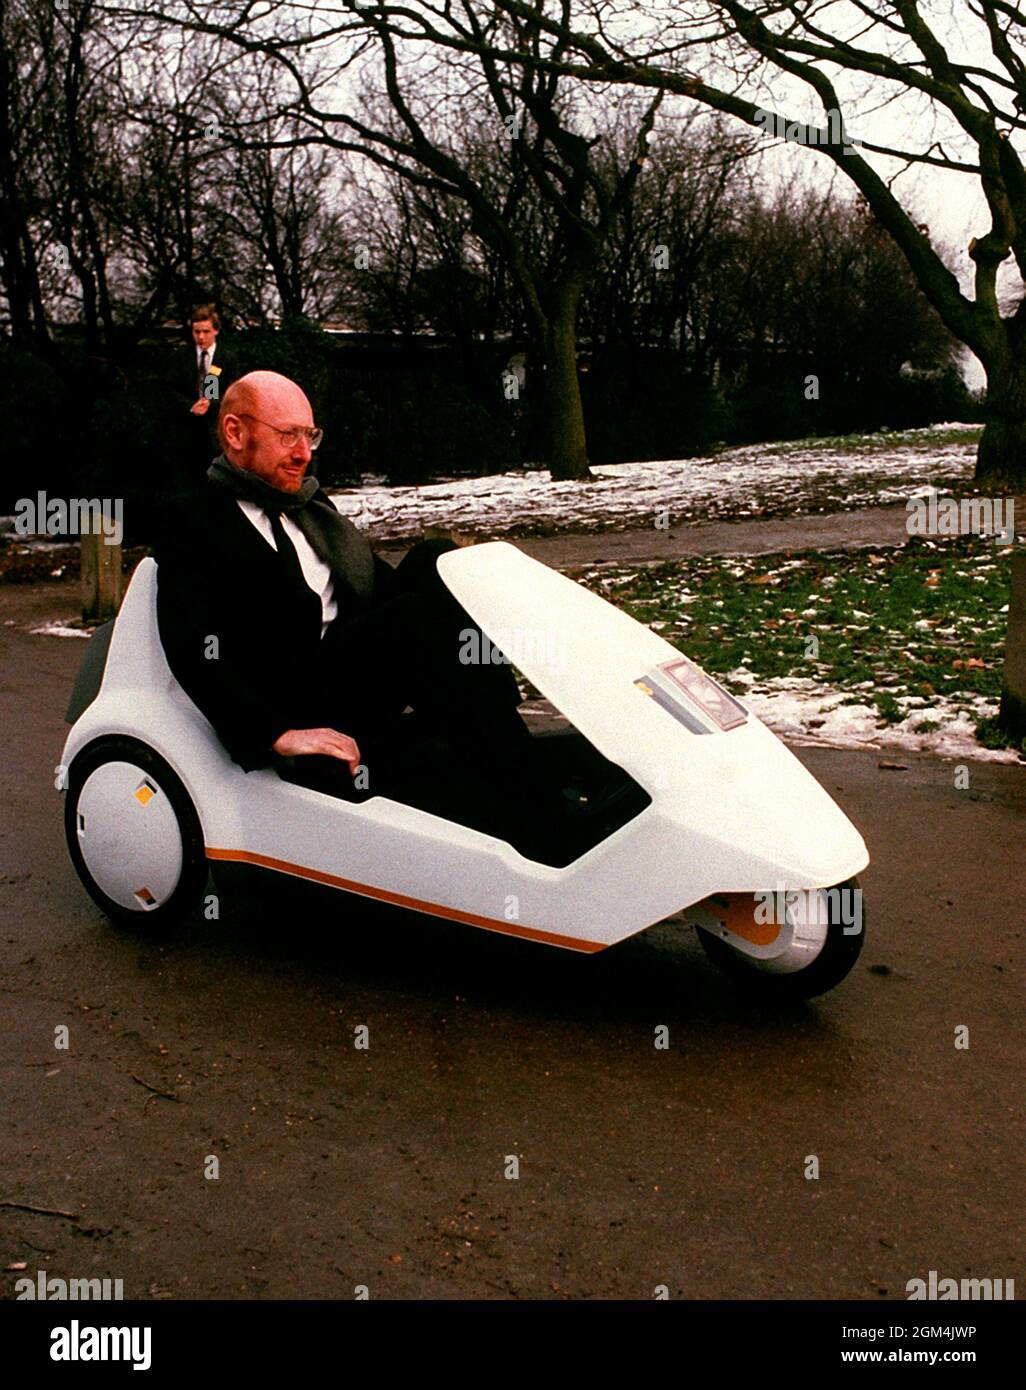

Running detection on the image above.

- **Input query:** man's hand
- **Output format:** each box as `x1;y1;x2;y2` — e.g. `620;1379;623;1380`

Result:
272;728;362;775
191;398;211;415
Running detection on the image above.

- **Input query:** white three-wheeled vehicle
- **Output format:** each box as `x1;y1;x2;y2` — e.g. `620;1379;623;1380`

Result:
60;542;868;999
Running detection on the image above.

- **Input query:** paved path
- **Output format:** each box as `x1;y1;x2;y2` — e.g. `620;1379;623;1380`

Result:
4;496;1002;589
1;580;1024;1299
378;503;916;570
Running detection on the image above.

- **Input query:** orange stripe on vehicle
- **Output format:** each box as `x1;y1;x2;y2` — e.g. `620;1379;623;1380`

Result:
204;846;607;953
698;892;780;946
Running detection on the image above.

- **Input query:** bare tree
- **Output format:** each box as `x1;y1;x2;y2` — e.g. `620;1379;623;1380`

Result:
581;114;758;363
36;0;145;352
2;0;167;353
113;0;664;478
199;103;356;325
381;0;1023;482
106;46;227;333
0;0;63;348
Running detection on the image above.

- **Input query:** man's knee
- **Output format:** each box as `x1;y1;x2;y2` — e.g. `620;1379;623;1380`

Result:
393;538;459;596
409;538;459;561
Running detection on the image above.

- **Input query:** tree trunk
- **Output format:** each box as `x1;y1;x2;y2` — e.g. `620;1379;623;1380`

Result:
998;551;1026;742
0;222;34;346
976;352;1026;490
541;296;590;481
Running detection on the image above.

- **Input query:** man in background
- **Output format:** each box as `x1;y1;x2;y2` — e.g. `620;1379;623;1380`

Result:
172;304;237;483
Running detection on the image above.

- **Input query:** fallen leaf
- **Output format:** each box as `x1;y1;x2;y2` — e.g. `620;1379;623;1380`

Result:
878;761;908;771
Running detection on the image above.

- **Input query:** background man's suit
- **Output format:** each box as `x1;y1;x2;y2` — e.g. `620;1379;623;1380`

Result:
153;481;555;851
169;345;239;486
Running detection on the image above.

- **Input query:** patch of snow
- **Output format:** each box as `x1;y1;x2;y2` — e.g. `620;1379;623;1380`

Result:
731;677;1018;763
328;424;979;542
3;539;75;554
30;622;90;638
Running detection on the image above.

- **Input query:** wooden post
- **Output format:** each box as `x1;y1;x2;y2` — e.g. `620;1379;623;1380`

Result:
81;532;122;622
998;550;1026;740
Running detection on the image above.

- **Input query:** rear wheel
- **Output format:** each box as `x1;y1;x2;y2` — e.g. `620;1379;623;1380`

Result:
64;737;208;930
696;878;865;1001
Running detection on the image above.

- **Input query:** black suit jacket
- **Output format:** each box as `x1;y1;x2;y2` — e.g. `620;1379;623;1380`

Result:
154;482;395;771
169;345;241;489
171;343;239;424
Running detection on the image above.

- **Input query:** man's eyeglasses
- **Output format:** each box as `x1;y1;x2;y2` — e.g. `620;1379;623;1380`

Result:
237;413;324;451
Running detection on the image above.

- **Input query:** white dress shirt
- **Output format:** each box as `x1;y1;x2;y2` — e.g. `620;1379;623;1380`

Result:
196;341;217;369
236;499;338;636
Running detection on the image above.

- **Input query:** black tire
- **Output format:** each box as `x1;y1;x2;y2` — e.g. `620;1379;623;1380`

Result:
697;878;865;1001
64;736;208;930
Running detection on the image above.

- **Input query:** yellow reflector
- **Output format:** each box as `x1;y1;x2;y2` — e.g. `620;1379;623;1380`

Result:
135;784;155;806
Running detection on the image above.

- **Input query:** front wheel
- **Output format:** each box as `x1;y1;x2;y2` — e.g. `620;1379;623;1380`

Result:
64;736;208;930
696;878;865;1001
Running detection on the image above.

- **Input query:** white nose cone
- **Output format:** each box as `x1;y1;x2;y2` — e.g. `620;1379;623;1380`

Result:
439;542;869;893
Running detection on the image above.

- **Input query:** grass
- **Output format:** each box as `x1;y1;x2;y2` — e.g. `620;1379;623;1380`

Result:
728;423;982;457
572;534;1023;754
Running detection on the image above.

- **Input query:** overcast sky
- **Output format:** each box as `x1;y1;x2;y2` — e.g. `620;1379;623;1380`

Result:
662;0;1026;391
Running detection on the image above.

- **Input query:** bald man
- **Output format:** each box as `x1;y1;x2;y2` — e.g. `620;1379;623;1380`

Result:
153;371;577;861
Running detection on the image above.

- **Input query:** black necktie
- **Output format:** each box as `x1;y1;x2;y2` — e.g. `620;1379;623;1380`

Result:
197;350;208;397
268;509;308;592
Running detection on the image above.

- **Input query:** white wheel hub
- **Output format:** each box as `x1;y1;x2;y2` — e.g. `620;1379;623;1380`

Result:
690;888;834;973
75;761;184;911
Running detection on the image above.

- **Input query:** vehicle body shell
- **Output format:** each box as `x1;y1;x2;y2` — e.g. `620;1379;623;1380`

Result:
60;544;869;954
